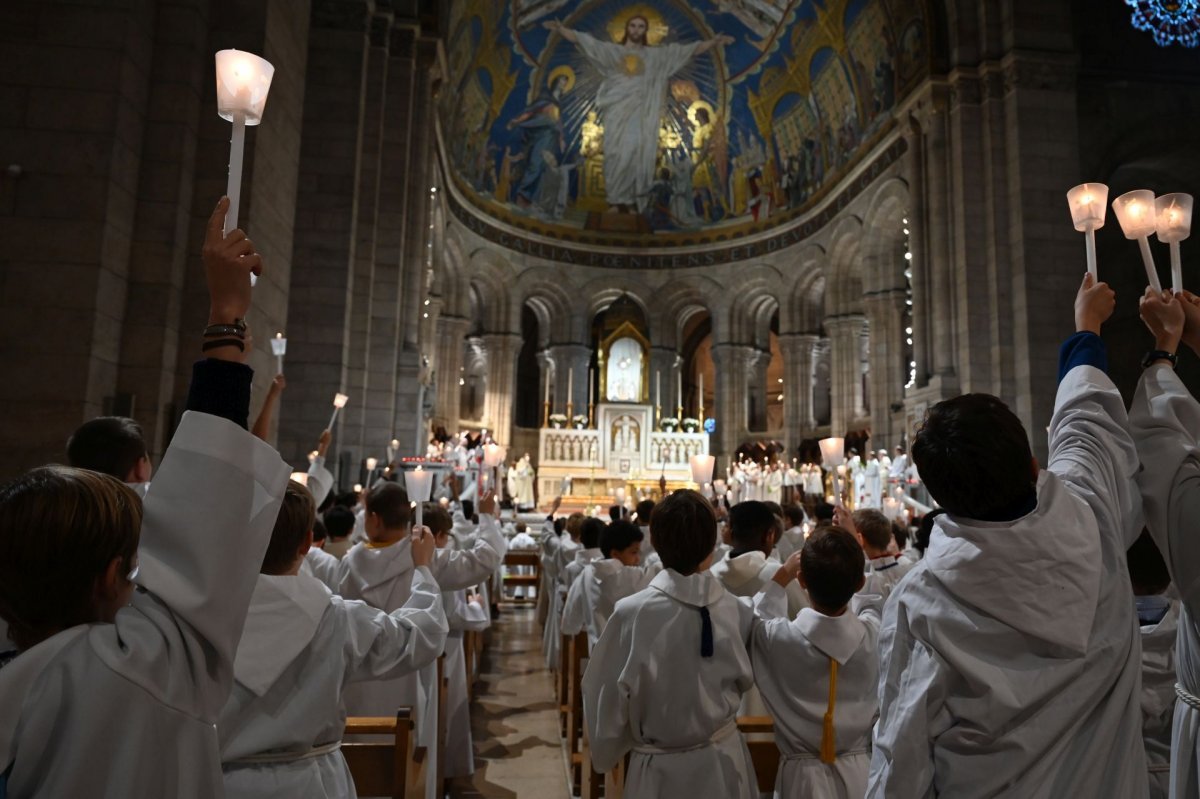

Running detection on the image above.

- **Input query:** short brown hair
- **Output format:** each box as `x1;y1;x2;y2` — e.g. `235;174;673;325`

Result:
0;466;141;651
852;509;893;551
801;526;865;610
421;503;452;536
366;482;411;529
66;417;148;480
650;489;717;575
565;512;586;539
261;480;315;575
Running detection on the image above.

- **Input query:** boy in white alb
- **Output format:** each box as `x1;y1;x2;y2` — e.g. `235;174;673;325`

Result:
752;526;881;797
0;198;291;798
562;517;606;589
423;503;491;780
561;520;660;646
868;275;1147;797
220;481;448;798
338;485;504;799
583;490;797;799
1128;286;1200;798
774;504;807;562
838;507;913;600
710;501;807;617
544;512;585;668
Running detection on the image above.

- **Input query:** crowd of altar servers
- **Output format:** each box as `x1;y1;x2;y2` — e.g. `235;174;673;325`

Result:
1;217;1199;799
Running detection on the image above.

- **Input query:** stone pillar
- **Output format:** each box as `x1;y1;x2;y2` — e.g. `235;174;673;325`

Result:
339;8;390;473
746;349;771;432
826;315;866;436
813;338;832;428
779;333;818;452
434;315;470;429
277;0;371;463
710;343;753;458
117;0;209;462
482;332;521;446
0;1;157;474
864;291;908;450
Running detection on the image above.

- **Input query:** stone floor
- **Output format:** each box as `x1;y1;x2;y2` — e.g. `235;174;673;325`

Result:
449;605;570;798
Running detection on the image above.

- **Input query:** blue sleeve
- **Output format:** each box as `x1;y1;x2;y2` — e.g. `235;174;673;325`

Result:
185;358;253;429
1058;331;1107;383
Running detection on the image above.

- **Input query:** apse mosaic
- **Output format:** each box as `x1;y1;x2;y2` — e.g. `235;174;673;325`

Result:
440;0;927;250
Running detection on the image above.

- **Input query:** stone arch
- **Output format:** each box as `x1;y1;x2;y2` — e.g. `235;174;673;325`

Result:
515;270;575;347
653;275;725;348
825;215;865;316
783;245;827;334
860;177;910;295
466;248;517;333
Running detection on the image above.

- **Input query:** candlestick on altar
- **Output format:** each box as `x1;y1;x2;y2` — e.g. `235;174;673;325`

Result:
270;332;287;375
404;466;432;529
588;368;594;406
677;369;683;416
1066;183;1108;279
819;437;845;507
698;370;705;421
1113;189;1162;292
328;392;349;429
655;371;661;411
1156;193;1193;293
690;454;716;486
567;368;574;408
214;49;274;286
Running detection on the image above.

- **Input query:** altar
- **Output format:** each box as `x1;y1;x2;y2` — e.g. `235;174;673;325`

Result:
537;403;710;507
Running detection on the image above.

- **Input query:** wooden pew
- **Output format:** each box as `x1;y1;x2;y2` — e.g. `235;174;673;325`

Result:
564;631;589;797
502;550;540;604
558;631;571;738
599;716;780;799
343;709;417;799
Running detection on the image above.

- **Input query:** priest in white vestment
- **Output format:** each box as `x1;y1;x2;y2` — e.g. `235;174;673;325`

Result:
868;277;1147;798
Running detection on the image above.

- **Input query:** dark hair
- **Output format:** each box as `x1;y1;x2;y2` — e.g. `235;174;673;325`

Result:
801;526;865;611
66;417;148;480
650;489;717;575
609;505;623;523
422;503;453;536
516;521;527;533
763;501;783;519
460;500;474;519
312;517;328;543
262;480;316;574
0;466;141;651
782;503;805;527
565;513;586;539
915;509;946;556
1128;529;1171;596
892;521;908;551
366;482;411;530
814;501;835;523
620;14;650;44
323;505;355;539
581;517;606;549
852;509;893;552
728;501;778;551
635;499;655;524
600;520;643;557
553;517;566;536
912;393;1035;519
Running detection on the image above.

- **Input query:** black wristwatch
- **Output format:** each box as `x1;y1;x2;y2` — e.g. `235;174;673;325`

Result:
1142;349;1178;368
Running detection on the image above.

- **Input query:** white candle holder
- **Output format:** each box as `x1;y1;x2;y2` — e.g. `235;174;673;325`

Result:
689;454;715;486
1113;189;1161;292
270;332;287;375
1156;193;1193;293
404;466;432;528
328;392;349;428
819;437;845;506
214;49;274;286
1066;183;1108;279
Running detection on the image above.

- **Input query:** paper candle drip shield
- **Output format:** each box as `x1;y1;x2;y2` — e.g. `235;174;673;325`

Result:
1066;183;1108;278
215;50;274;124
690;455;716;486
1113;189;1161;292
1156;193;1194;293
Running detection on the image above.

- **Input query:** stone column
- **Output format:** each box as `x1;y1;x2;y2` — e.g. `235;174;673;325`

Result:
434;315;470;429
710;343;754;458
482;332;521;446
277;0;371;463
812;338;832;428
864;291;907;450
826;315;866;436
746;348;771;432
779;332;819;452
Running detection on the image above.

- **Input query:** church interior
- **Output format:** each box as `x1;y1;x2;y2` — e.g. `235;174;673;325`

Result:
3;0;1200;797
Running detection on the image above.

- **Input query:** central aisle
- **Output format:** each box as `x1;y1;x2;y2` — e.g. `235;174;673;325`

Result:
450;606;570;798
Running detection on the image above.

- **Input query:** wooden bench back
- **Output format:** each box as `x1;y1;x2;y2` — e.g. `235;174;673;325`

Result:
343;709;415;799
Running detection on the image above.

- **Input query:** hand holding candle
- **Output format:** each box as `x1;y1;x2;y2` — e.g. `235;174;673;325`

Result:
404;465;432;529
1156;193;1194;293
1113;190;1162;292
1066;183;1108;279
270;332;287;375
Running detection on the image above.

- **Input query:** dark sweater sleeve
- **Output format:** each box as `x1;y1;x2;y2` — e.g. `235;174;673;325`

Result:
185;359;253;429
1057;331;1108;384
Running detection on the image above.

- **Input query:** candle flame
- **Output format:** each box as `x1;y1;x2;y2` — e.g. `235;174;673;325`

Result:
1081;194;1093;204
276;332;282;338
1129;202;1143;218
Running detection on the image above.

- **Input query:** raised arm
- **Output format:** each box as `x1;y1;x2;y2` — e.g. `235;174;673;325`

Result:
694;34;735;55
1130;287;1200;613
1047;274;1141;549
251;374;285;441
542;19;578;43
429;490;507;591
306;429;334;507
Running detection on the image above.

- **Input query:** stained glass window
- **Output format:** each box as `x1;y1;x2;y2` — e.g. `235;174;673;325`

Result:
1125;0;1200;47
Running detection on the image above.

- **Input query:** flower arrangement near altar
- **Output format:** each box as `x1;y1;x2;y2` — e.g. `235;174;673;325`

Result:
660;416;679;432
572;414;589;429
681;417;701;433
549;413;568;429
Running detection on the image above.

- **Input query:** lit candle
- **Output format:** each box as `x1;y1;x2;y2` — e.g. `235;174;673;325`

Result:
677;368;683;412
353;483;363;494
655;371;661;409
214;50;274;286
1113;189;1161;292
1066;183;1108;279
289;471;309;486
270;332;287;375
690;454;716;486
404;465;432;529
328;392;349;429
1156;193;1194;293
567;368;574;406
544;371;551;406
588;368;594;406
698;370;704;415
819;437;845;507
365;457;378;472
882;496;900;520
